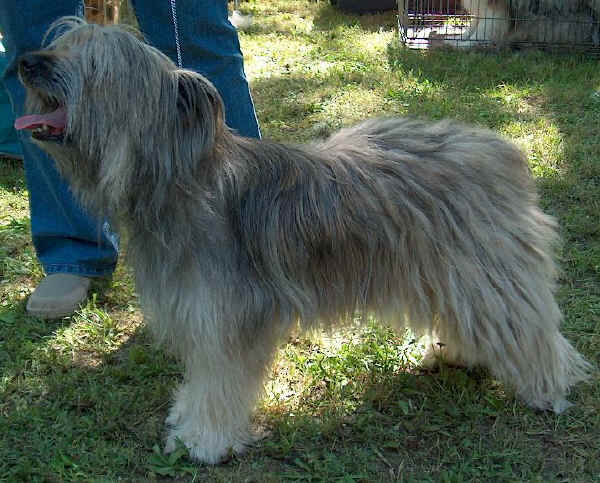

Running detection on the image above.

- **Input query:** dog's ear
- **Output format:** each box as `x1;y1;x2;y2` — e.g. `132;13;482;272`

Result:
174;69;225;157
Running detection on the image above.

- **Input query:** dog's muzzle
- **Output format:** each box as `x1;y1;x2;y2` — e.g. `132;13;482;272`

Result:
15;53;67;142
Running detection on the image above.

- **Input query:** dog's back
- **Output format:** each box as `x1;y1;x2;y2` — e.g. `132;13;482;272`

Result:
224;118;553;333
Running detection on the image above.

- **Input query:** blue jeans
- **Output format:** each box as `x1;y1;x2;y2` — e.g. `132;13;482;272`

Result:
0;1;260;277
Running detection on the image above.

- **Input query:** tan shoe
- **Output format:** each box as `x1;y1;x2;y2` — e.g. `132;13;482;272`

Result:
26;274;91;319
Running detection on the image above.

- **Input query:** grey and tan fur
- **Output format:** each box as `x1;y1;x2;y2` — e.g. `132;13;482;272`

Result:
17;18;591;464
435;0;600;49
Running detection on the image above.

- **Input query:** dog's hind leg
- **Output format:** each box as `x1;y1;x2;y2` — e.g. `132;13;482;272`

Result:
435;252;591;413
427;302;590;413
474;301;590;413
488;288;591;414
164;326;279;464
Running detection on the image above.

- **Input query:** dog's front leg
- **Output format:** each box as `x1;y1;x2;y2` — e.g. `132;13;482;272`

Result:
164;327;278;464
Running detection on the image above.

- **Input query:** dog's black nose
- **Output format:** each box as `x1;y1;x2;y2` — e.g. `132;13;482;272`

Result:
19;54;43;72
18;53;50;81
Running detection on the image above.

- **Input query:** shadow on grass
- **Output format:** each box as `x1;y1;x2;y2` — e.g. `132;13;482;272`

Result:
0;307;181;480
251;360;594;481
0;155;25;191
2;311;596;481
252;44;600;142
312;3;397;33
251;68;517;143
385;45;600;159
237;3;396;36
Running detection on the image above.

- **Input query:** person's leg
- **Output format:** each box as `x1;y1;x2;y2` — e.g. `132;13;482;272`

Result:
131;0;260;138
0;1;118;316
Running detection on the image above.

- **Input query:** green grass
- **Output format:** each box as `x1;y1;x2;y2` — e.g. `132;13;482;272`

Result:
1;1;599;480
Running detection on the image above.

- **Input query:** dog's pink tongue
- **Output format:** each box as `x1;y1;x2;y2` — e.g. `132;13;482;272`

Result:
14;107;67;131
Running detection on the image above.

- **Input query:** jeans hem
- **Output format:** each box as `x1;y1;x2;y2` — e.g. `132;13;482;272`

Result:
44;263;117;278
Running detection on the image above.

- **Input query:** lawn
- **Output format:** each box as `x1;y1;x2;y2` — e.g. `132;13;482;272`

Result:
1;1;599;481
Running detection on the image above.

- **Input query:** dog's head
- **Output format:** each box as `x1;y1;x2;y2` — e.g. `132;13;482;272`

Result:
15;17;226;214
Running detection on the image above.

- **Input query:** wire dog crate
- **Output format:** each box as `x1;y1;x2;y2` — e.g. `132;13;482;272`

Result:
398;0;600;54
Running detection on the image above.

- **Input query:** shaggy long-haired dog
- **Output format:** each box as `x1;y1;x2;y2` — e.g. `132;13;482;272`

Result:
15;18;591;463
434;0;600;49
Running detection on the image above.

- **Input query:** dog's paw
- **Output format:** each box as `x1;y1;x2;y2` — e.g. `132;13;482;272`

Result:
420;345;441;370
421;340;473;370
551;398;574;414
164;407;182;428
164;429;244;464
421;342;452;369
164;425;259;465
519;395;574;414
